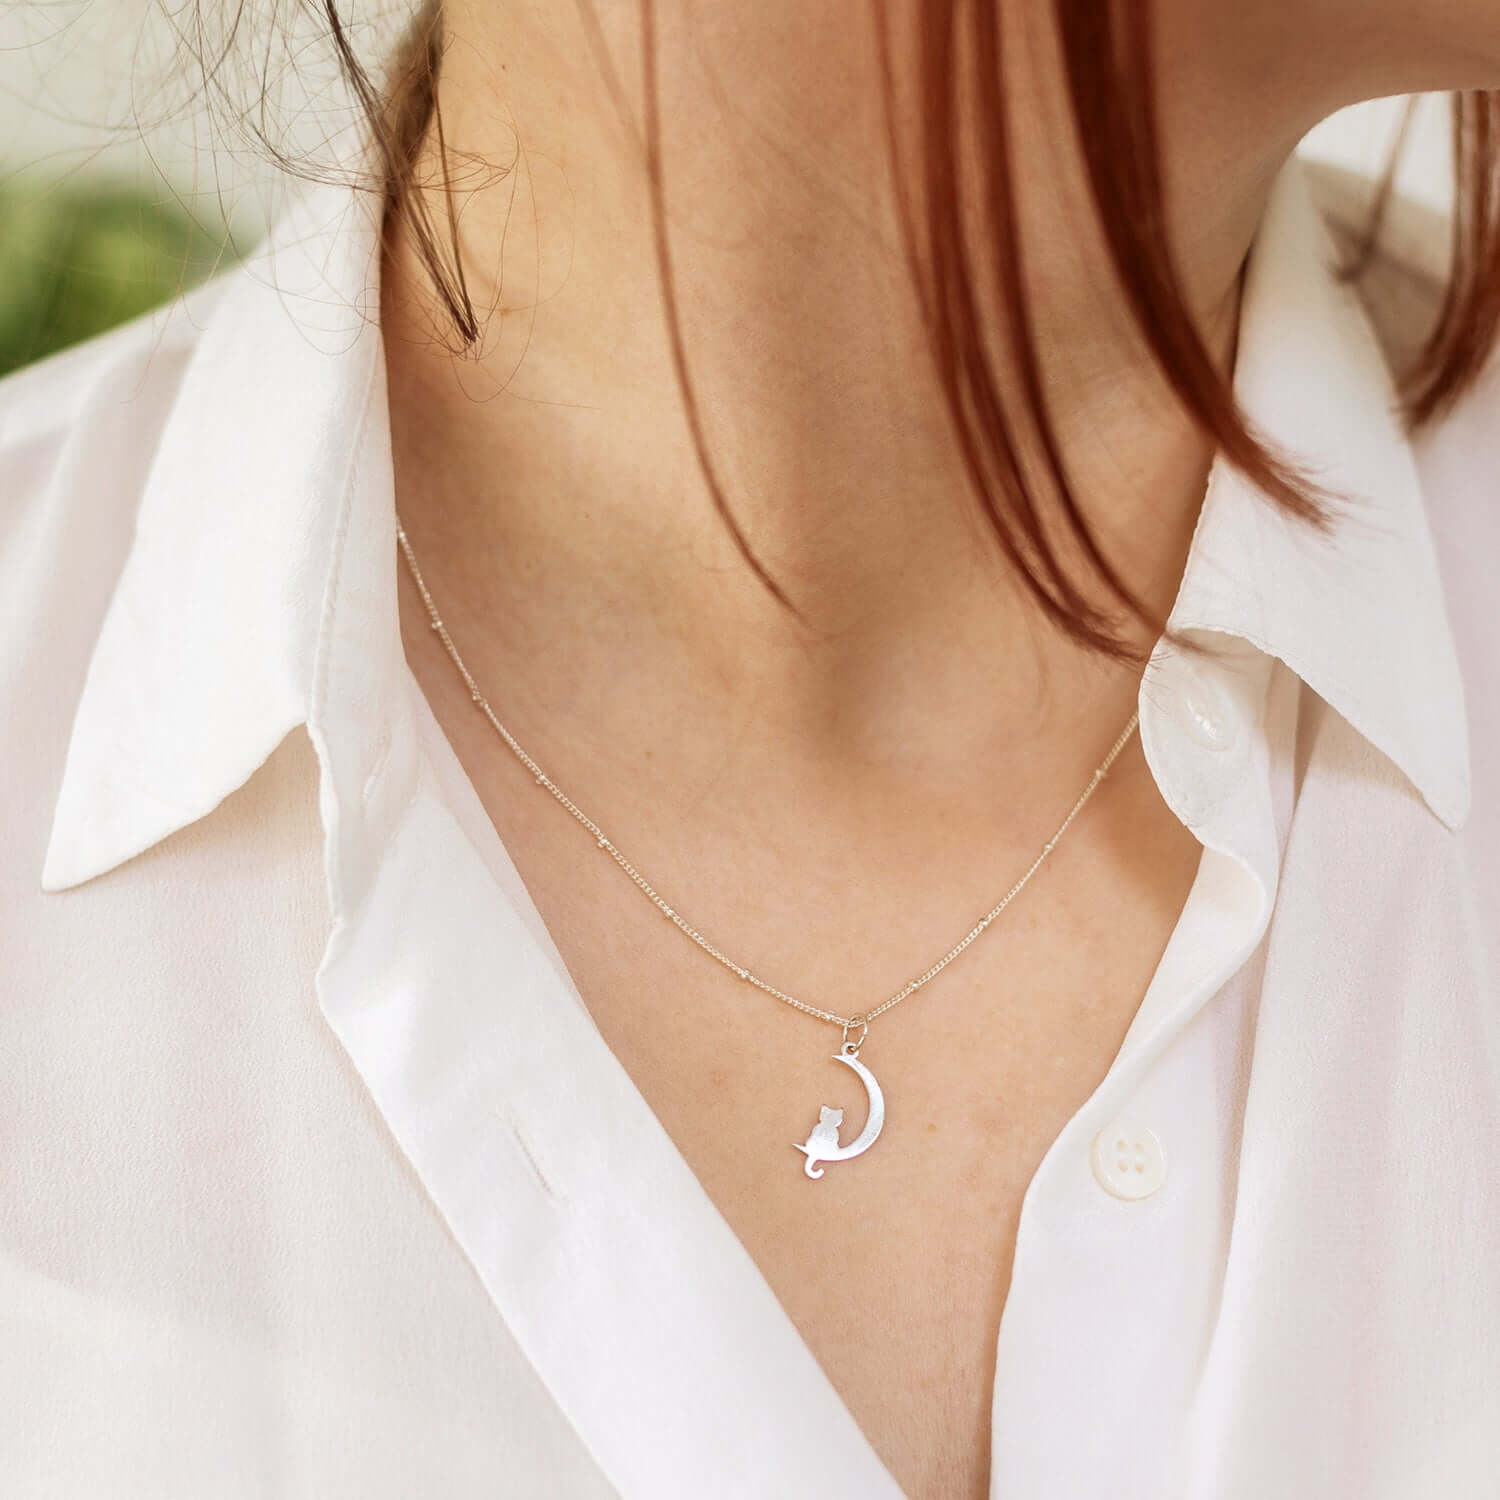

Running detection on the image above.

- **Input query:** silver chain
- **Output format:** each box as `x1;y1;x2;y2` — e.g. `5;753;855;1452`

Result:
396;521;1139;1035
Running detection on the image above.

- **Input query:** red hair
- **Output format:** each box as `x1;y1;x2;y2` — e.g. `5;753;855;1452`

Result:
354;0;1500;658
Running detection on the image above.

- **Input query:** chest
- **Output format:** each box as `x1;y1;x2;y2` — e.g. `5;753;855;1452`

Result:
467;772;1204;1499
16;669;1500;1499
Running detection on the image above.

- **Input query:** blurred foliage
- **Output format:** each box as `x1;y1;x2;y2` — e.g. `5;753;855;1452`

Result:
0;184;235;378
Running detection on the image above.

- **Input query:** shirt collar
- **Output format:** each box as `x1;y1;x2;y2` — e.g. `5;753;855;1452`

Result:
1164;159;1470;832
40;170;387;892
40;150;1471;892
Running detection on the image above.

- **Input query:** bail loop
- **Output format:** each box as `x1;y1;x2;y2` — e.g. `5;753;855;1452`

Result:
840;1016;869;1056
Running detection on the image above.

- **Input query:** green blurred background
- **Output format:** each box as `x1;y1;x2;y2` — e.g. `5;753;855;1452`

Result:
0;184;235;378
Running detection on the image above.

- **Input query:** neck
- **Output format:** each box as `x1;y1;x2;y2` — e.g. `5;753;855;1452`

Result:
381;0;1326;770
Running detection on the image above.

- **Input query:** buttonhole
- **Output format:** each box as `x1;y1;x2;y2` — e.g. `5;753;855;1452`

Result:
508;1117;564;1203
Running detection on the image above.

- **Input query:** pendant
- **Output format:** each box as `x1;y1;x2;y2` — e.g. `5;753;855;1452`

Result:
793;1022;885;1179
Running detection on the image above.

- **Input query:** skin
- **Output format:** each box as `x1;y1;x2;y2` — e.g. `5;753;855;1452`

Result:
383;5;1500;1496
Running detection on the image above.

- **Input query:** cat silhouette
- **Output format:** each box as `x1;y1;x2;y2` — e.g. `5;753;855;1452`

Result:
794;1105;845;1179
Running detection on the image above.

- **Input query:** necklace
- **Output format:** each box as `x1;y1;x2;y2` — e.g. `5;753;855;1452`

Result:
396;521;1139;1178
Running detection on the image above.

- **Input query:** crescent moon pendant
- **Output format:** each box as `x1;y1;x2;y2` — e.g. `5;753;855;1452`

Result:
793;1051;886;1179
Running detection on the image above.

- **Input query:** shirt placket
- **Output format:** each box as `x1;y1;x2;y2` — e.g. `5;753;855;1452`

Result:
304;420;907;1500
987;641;1293;1499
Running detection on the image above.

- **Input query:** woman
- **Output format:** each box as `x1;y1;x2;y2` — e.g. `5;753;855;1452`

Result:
2;1;1497;1495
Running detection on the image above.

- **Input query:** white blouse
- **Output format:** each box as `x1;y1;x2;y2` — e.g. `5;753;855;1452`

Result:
1;145;1497;1500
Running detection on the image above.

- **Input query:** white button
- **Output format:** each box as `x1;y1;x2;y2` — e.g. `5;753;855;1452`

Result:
1175;667;1237;750
1091;1123;1168;1200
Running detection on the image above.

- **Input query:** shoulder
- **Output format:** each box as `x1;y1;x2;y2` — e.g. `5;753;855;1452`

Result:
0;277;232;891
0;263;242;582
0;275;236;635
1300;157;1451;379
0;274;230;473
1302;157;1498;568
1308;159;1500;823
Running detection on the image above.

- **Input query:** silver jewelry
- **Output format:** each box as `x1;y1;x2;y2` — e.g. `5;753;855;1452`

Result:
396;521;1139;1177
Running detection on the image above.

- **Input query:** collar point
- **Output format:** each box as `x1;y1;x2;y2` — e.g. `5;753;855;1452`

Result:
1425;771;1472;835
40;829;115;894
